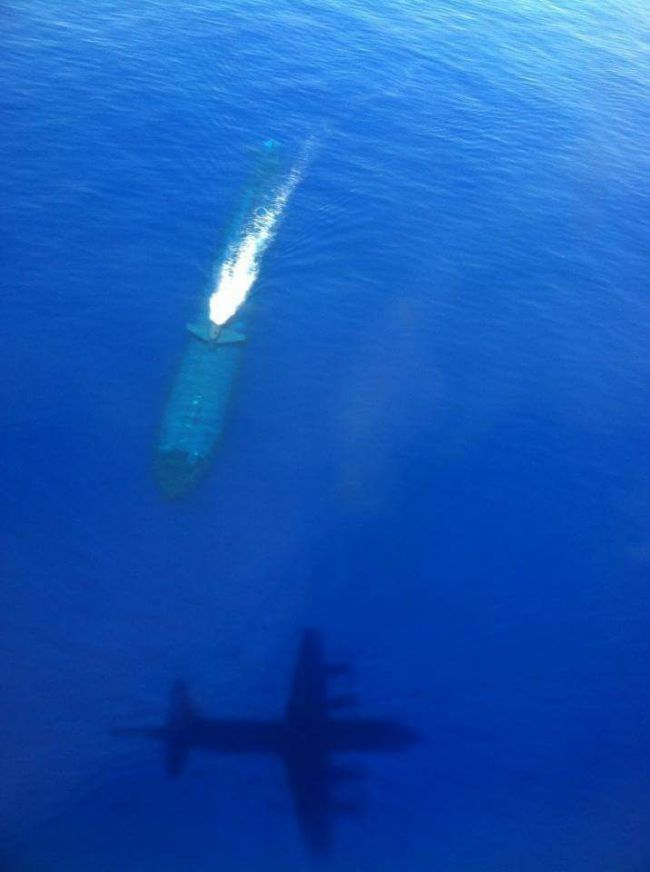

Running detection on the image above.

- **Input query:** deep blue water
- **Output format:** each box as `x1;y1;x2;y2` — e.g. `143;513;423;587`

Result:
2;1;650;869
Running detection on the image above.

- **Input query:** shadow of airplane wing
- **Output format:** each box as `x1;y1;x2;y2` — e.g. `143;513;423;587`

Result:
282;746;334;857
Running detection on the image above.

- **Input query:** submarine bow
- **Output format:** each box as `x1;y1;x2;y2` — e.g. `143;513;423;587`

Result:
155;320;247;499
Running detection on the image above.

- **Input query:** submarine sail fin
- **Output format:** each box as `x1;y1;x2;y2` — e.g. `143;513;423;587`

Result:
186;322;247;345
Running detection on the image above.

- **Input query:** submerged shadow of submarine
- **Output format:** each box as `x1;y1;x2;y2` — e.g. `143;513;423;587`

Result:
113;630;421;856
154;318;246;499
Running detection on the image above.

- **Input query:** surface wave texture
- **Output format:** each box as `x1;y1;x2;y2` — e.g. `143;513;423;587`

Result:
2;1;650;870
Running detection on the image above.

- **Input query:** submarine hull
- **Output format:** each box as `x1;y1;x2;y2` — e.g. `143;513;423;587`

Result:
155;323;245;499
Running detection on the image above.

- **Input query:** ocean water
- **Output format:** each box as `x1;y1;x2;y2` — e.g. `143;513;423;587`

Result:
2;0;650;869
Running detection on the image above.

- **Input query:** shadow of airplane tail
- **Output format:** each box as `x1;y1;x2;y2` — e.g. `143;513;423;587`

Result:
163;680;195;776
111;680;195;777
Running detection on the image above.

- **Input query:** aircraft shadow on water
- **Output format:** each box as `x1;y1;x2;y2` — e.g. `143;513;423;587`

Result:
113;629;421;856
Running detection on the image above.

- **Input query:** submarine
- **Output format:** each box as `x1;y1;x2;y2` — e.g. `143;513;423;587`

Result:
155;140;291;499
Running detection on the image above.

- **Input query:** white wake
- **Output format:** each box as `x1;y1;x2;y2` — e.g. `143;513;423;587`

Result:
208;155;306;327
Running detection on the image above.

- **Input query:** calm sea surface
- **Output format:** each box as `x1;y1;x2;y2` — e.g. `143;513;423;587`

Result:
2;1;650;869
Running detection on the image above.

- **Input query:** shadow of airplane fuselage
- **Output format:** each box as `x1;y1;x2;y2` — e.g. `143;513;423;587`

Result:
113;630;420;856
